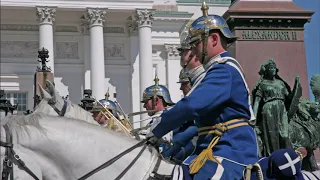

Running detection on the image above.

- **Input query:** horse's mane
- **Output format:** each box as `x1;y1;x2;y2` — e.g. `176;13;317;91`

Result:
1;112;48;141
34;98;95;123
68;101;94;120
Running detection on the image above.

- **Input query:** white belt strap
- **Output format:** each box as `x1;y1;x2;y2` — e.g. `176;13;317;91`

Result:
222;57;255;121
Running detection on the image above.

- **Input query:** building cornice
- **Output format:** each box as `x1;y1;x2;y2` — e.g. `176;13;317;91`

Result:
176;0;230;6
0;0;154;10
154;11;194;21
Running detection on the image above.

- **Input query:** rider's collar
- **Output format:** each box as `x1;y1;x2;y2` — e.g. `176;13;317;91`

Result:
188;65;205;85
152;107;170;116
203;51;230;70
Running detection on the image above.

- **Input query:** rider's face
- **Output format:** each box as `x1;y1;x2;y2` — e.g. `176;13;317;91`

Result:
180;82;191;96
92;111;108;125
143;98;156;116
191;39;202;62
179;49;192;67
143;99;153;111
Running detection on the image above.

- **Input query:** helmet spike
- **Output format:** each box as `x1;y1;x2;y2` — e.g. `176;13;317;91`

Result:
154;73;159;86
105;88;110;100
201;0;209;17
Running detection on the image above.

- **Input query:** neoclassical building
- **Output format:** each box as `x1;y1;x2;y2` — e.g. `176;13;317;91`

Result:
0;0;230;127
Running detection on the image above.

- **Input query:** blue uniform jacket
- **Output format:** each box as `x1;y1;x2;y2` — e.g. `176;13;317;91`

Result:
153;52;258;167
160;120;197;162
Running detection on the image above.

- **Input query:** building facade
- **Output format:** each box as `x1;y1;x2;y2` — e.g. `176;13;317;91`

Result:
0;0;230;127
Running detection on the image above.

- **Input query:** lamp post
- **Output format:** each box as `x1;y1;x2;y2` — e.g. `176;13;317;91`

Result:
37;47;51;73
34;47;54;108
79;89;95;112
0;89;18;116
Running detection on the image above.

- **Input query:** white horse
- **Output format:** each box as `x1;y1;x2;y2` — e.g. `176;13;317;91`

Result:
33;80;99;126
0;112;174;180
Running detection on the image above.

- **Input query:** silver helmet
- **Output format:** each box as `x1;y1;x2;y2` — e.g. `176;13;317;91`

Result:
177;68;190;83
177;19;194;51
188;0;237;63
141;74;175;106
92;89;118;118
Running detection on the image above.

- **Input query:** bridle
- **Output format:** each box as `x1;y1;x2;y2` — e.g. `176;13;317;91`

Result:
0;125;40;180
47;99;68;117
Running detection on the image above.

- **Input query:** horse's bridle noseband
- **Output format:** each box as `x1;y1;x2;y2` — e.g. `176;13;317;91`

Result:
0;125;40;180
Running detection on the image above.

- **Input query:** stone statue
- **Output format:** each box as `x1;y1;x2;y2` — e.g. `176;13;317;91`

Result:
310;74;320;102
289;98;320;171
253;61;320;170
288;74;320;171
252;58;293;156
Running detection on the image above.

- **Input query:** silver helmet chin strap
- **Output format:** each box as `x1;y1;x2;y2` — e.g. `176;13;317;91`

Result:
200;32;210;64
183;53;194;70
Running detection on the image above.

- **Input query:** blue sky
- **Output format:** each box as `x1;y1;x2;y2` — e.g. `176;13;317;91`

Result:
293;0;320;100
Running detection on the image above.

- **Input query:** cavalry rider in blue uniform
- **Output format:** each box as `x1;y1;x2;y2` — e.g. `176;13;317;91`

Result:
160;69;198;164
141;74;197;163
178;20;205;88
177;69;191;96
141;74;175;142
92;90;120;128
146;1;258;179
163;20;209;163
141;74;175;117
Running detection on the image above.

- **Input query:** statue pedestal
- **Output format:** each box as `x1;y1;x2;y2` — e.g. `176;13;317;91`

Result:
223;0;313;98
34;72;54;107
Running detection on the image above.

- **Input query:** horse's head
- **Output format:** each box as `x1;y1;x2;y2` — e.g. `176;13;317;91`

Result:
34;80;99;125
34;80;66;116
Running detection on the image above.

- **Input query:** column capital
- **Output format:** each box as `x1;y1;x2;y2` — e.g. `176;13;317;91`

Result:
126;16;138;36
86;8;107;27
36;6;56;25
165;44;180;58
135;9;155;28
80;18;90;35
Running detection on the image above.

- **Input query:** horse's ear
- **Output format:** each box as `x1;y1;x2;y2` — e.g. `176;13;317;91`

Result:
45;80;56;102
38;83;52;99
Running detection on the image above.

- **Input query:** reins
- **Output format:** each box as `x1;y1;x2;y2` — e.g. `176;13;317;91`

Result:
77;139;147;180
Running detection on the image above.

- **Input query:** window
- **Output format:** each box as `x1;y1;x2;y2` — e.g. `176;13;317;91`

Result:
4;92;28;112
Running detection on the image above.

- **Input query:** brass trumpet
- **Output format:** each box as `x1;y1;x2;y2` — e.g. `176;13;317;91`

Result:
94;99;132;137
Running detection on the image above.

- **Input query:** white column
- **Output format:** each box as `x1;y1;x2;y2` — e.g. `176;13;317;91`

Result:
36;6;56;73
86;8;107;100
165;44;182;102
80;21;91;90
127;16;141;129
136;9;155;127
